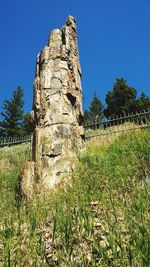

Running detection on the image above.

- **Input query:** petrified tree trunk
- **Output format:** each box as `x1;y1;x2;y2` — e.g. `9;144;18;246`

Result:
21;16;85;198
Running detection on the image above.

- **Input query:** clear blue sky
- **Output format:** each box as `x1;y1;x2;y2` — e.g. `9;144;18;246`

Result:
0;0;150;113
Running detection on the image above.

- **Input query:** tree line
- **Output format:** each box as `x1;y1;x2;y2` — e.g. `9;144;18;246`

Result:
84;78;150;124
0;78;150;136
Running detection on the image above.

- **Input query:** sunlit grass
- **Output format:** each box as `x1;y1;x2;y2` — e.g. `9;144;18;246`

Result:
0;130;149;266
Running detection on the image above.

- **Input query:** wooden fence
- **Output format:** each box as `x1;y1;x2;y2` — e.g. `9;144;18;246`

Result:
0;135;32;147
0;109;150;146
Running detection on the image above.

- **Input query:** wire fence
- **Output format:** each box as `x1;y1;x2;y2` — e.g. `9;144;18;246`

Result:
0;109;150;147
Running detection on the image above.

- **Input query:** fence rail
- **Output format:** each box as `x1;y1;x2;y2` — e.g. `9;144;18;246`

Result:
0;110;150;146
84;109;150;139
0;135;32;147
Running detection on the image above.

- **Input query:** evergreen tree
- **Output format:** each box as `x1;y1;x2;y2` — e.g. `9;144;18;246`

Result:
89;96;103;122
83;96;103;124
21;113;33;135
136;93;150;111
104;78;137;118
0;126;3;136
83;110;90;125
0;86;24;136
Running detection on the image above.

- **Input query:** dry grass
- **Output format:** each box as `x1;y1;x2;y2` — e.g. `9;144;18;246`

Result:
0;143;31;175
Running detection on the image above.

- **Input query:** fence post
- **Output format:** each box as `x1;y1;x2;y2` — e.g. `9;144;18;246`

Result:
31;134;33;152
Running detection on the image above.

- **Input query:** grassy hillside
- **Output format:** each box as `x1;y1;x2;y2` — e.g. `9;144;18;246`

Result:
0;130;149;266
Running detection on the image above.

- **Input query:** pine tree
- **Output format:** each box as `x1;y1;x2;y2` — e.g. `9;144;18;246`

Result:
83;110;90;125
83;96;103;124
89;96;103;122
104;78;137;118
21;113;33;135
0;86;24;136
136;93;150;111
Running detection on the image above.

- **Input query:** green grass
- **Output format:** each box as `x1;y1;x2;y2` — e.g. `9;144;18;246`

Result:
0;130;149;266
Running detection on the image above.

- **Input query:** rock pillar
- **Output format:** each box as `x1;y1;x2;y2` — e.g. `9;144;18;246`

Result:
21;16;85;197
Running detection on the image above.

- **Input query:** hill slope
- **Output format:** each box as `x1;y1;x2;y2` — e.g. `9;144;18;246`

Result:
0;130;149;266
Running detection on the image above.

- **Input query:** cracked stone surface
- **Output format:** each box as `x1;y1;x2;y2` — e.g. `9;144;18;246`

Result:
21;16;85;198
